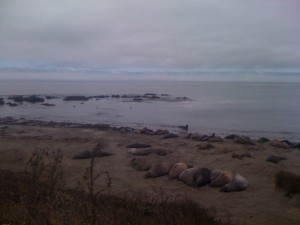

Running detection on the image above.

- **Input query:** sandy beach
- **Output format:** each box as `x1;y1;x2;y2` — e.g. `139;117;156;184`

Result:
0;121;300;225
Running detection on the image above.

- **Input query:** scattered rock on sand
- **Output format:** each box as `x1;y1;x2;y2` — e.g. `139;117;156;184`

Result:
208;136;223;142
6;102;18;107
63;96;90;101
152;129;169;135
72;150;113;159
266;154;287;164
0;99;4;105
220;174;248;192
140;127;154;135
145;162;172;178
169;162;188;179
126;143;152;148
24;95;44;103
210;169;234;187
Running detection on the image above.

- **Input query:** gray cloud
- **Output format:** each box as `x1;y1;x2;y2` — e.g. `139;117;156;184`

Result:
0;0;300;71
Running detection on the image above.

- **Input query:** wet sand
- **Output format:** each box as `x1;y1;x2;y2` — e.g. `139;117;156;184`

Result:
0;123;300;225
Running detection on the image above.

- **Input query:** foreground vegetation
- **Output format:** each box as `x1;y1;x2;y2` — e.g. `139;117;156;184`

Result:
0;145;231;225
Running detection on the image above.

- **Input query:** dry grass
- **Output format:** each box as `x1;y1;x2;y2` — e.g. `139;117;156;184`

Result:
0;145;232;225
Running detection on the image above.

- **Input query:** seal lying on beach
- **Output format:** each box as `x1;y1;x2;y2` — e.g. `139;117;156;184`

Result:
145;162;173;178
130;157;153;171
220;174;248;192
178;167;210;186
169;162;188;179
128;147;172;156
72;150;113;159
275;170;300;197
210;169;234;187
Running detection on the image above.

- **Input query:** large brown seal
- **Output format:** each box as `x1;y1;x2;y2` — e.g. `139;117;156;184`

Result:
169;162;188;179
210;169;234;187
194;168;211;186
220;174;248;192
145;162;173;178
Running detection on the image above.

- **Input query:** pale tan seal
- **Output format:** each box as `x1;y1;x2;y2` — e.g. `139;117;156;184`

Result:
210;169;234;187
145;162;173;178
178;167;201;185
220;174;248;192
169;162;188;179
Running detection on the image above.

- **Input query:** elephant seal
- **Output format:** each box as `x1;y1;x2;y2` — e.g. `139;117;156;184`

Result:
130;157;152;171
178;167;201;185
169;162;188;179
72;150;113;159
128;147;172;156
145;162;173;178
126;143;152;148
194;168;211;186
220;174;248;192
210;169;234;187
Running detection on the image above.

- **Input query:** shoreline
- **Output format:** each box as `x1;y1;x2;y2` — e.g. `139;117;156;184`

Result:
1;116;300;145
1;119;300;224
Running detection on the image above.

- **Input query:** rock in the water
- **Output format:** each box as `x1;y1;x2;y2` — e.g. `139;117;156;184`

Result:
266;155;287;164
73;150;113;159
8;96;23;102
270;140;290;149
210;169;234;187
220;174;248;192
41;103;56;106
63;96;90;101
0;99;5;105
24;95;44;103
145;162;172;178
257;137;270;143
6;102;18;107
197;141;213;150
130;157;152;171
163;133;178;139
126;143;152;148
169;162;188;179
194;168;211;186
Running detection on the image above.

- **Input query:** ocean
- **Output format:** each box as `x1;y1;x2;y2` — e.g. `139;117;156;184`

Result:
0;79;300;141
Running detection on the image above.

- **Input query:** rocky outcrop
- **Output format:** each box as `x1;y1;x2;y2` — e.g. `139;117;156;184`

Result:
63;96;90;101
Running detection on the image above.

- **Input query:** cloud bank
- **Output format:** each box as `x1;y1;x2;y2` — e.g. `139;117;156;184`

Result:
0;0;300;78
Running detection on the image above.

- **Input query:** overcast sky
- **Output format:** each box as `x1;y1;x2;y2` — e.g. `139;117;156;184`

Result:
0;0;300;78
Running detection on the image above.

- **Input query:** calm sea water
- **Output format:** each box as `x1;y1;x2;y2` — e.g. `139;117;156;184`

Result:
0;79;300;141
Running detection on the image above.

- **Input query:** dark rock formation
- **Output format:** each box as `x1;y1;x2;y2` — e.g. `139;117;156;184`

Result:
23;95;45;103
8;96;23;102
41;103;56;106
6;102;18;107
63;96;90;101
0;99;4;105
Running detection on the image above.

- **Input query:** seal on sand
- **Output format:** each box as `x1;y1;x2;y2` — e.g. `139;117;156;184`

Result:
194;168;211;186
145;162;173;178
169;162;188;179
220;174;248;192
210;169;234;187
